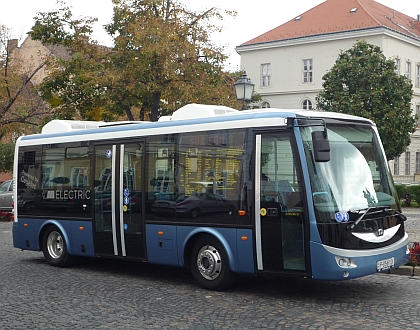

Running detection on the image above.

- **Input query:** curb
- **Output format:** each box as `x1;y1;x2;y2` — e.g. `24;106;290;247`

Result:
388;265;420;276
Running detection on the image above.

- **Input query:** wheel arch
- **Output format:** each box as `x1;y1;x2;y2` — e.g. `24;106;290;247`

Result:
38;221;73;254
181;228;238;273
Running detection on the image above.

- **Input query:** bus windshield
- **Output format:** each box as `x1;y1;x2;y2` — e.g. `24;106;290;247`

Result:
301;123;398;222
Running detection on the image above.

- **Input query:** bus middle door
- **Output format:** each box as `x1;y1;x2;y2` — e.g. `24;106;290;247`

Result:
93;142;145;259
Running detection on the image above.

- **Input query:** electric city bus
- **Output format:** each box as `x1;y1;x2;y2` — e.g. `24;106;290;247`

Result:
12;104;409;290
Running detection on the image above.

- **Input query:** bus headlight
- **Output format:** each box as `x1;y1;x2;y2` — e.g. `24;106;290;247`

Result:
335;256;357;268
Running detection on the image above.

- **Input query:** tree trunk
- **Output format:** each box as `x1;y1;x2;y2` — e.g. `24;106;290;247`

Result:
150;91;161;122
123;103;134;121
140;106;145;121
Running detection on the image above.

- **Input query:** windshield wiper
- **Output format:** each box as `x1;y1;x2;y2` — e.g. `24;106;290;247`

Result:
346;206;406;230
346;207;376;231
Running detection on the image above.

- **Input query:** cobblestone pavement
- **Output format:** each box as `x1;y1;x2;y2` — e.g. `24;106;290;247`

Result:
402;207;420;242
2;218;420;329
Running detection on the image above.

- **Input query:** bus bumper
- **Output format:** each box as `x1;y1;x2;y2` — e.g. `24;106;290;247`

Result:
310;233;410;280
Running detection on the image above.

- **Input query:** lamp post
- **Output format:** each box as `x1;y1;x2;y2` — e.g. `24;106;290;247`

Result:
234;71;255;110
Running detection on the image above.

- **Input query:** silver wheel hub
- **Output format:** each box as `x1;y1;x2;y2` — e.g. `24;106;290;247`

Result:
196;245;222;280
47;231;64;259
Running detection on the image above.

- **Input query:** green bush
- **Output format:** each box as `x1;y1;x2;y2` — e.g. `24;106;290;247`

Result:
395;184;406;201
395;184;411;207
407;185;420;206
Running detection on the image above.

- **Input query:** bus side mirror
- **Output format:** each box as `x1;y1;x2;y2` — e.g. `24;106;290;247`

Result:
312;130;330;162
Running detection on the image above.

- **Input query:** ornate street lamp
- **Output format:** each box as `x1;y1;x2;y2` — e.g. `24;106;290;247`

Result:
234;71;255;110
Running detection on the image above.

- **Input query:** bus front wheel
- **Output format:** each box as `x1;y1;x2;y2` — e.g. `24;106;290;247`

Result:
190;235;235;291
42;226;75;267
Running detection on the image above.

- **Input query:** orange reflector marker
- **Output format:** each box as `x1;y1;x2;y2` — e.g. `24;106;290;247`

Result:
238;210;246;216
79;227;84;231
23;223;28;227
241;236;248;241
158;231;164;235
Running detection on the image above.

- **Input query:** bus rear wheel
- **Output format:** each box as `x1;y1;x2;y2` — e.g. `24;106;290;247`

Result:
190;235;235;291
42;226;75;267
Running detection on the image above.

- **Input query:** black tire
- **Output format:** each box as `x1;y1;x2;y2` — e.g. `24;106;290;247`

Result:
42;226;76;267
190;235;236;291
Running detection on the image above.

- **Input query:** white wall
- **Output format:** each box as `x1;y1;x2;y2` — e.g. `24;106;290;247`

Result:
238;29;420;182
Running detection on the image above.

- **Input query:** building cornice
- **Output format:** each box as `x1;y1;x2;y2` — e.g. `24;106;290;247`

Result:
236;27;420;54
258;89;323;97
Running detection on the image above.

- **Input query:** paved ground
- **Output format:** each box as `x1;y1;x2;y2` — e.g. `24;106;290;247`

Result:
1;210;420;329
401;207;420;242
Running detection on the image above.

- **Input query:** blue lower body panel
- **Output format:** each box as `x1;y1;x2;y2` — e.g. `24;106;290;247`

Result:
311;234;409;280
13;219;95;258
145;224;255;274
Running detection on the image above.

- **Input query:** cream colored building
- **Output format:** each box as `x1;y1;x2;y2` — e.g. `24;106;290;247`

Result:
8;35;69;86
236;0;420;183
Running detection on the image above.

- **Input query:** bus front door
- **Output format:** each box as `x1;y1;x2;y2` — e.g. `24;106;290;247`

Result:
93;142;145;259
255;132;307;273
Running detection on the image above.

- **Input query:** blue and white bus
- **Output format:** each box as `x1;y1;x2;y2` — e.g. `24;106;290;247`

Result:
12;104;409;290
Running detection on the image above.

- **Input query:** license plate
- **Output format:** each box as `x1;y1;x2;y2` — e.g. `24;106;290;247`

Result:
377;257;394;271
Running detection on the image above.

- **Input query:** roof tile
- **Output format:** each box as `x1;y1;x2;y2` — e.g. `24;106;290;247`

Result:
242;0;420;45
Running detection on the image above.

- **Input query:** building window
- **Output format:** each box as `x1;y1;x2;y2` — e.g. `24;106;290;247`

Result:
395;58;400;74
416;152;420;174
405;61;411;79
302;99;313;110
261;63;271;87
260;101;270;108
416;64;420;87
416;105;420;127
394;157;399;175
405;152;410;175
302;59;313;83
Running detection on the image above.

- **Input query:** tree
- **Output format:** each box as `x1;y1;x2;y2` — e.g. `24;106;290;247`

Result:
316;40;416;160
0;25;57;172
105;0;241;121
30;0;242;122
29;2;115;121
0;141;14;173
0;25;50;136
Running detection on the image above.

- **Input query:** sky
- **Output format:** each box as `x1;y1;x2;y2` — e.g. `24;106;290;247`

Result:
1;0;419;71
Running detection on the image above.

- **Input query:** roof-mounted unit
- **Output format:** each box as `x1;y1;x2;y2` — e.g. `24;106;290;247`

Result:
99;121;149;128
41;119;152;134
42;120;105;134
158;104;239;121
350;8;358;13
295;16;302;21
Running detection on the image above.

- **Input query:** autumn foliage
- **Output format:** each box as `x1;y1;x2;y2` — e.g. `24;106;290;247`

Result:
29;0;242;122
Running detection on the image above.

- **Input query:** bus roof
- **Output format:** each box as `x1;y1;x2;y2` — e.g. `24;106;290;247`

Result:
19;104;374;145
